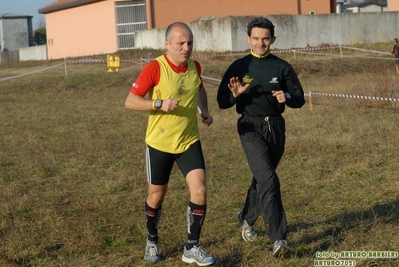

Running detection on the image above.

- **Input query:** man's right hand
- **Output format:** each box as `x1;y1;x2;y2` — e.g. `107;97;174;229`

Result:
161;98;180;113
228;77;250;98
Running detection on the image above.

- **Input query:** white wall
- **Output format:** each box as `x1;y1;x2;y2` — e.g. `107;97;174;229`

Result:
134;12;399;52
19;45;47;61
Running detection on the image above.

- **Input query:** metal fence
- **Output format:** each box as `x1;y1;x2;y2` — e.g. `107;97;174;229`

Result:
115;0;148;50
0;50;19;63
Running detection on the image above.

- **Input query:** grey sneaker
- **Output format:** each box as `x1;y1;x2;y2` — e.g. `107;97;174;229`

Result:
273;239;290;257
182;244;215;266
144;238;161;263
237;211;257;242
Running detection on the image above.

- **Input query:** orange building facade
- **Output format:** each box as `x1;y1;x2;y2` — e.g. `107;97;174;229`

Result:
388;0;399;11
39;0;337;59
146;0;336;28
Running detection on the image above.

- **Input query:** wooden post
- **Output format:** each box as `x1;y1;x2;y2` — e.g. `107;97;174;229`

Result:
64;58;68;77
339;43;343;58
293;49;296;60
309;91;313;111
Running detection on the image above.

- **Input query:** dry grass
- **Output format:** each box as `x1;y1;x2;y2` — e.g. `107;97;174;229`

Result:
1;44;399;267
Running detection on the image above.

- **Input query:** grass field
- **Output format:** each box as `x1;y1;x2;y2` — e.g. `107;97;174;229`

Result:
1;44;399;267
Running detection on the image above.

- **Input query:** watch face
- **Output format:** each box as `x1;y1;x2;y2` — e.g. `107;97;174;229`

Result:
155;99;162;109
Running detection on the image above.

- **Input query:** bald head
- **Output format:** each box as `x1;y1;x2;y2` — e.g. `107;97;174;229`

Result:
165;22;193;42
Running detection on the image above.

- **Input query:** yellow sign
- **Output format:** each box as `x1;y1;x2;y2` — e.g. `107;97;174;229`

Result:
107;55;120;72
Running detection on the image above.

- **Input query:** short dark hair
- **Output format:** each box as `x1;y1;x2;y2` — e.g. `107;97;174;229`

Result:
247;17;275;37
395;38;398;42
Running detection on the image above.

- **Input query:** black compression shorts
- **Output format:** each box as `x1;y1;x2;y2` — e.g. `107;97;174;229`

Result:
145;140;206;185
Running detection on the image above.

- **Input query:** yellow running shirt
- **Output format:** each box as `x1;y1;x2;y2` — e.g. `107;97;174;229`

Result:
145;56;201;153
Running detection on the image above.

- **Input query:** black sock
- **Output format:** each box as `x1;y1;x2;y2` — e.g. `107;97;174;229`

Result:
145;201;161;242
186;202;206;250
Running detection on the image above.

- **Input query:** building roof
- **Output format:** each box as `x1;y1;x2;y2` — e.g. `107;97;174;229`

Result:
0;13;33;19
39;0;102;14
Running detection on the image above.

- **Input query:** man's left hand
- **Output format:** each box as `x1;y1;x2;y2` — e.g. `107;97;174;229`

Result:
201;113;213;127
272;90;286;104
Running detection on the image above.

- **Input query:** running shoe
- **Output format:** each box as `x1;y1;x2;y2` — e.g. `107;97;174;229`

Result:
182;244;215;266
273;239;290;257
144;238;161;263
237;211;257;242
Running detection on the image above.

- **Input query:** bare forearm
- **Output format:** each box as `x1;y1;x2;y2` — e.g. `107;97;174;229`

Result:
125;92;153;111
198;86;209;114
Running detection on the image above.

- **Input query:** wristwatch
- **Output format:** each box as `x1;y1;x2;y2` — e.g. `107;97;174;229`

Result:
154;99;163;110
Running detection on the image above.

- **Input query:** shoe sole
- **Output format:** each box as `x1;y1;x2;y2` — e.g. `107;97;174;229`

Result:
144;256;161;263
273;246;289;258
182;255;215;266
241;231;257;242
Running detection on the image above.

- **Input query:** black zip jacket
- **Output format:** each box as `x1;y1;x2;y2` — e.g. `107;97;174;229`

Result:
217;53;305;117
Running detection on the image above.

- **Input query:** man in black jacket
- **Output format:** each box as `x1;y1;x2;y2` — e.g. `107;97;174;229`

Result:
217;17;305;257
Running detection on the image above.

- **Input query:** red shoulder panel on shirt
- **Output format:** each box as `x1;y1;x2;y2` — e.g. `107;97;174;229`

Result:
130;60;160;97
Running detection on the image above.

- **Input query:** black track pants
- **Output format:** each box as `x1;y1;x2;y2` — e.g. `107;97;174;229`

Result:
238;115;288;243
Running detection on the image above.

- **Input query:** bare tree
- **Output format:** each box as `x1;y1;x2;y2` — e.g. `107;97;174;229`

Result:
36;19;46;30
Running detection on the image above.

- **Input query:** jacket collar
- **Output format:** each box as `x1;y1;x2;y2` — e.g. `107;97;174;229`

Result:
250;50;271;58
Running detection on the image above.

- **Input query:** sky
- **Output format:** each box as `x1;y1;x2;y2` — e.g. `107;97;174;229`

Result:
0;0;53;28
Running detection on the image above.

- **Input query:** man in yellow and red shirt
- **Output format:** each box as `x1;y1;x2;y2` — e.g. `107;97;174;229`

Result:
125;22;215;266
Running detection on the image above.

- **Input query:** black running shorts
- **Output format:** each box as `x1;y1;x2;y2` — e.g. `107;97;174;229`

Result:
145;140;206;185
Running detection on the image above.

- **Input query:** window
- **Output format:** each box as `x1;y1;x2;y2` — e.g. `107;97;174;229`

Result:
115;0;147;49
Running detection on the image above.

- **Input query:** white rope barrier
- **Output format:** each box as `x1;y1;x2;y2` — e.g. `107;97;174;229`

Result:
65;58;153;64
304;92;398;102
294;51;396;61
65;59;106;64
201;76;221;83
0;63;65;82
340;45;391;55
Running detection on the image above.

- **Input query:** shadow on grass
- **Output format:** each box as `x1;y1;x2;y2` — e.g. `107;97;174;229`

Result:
290;198;399;258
